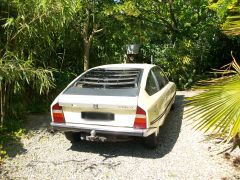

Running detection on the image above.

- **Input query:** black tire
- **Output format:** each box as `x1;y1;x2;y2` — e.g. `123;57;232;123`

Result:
143;128;160;149
170;102;175;111
171;95;176;111
64;132;81;143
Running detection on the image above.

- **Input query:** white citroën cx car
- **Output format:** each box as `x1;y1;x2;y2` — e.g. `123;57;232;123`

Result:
51;64;176;148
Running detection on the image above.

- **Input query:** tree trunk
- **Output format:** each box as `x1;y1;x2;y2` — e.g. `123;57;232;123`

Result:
83;39;90;71
81;8;103;71
168;0;179;43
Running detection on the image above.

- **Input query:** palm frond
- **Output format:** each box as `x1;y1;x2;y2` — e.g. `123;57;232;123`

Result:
186;59;240;142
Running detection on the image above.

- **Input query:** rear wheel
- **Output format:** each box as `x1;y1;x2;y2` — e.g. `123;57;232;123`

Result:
170;103;175;111
171;96;176;111
143;127;160;149
64;132;81;143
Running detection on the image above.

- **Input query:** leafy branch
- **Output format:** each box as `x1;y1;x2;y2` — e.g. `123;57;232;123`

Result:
186;54;240;150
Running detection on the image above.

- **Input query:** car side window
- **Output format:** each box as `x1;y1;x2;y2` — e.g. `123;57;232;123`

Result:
145;70;159;96
152;67;168;90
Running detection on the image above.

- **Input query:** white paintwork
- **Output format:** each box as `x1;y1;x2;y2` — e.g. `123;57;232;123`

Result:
59;95;138;127
51;63;176;137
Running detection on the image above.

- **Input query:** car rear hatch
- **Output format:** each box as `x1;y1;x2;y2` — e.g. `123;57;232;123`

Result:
58;68;142;128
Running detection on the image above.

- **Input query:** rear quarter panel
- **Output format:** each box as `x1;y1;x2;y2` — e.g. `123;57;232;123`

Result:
137;81;176;128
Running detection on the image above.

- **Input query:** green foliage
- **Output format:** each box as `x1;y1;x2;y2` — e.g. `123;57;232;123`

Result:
209;0;238;18
0;0;240;132
2;0;236;87
110;0;229;89
186;59;240;141
149;39;212;89
209;0;240;35
0;52;55;94
222;7;240;36
0;52;55;128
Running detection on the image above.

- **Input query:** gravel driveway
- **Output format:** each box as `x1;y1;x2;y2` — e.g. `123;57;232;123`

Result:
0;91;239;179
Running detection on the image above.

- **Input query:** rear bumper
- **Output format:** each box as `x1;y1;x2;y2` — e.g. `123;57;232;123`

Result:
51;122;156;137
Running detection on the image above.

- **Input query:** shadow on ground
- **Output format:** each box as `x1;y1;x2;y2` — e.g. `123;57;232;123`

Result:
0;132;27;159
0;114;51;160
70;95;185;159
26;114;51;131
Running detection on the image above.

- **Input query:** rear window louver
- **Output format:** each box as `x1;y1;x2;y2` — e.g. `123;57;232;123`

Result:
74;68;142;88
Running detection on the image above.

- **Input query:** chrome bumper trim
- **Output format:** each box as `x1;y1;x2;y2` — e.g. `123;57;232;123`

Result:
51;122;156;137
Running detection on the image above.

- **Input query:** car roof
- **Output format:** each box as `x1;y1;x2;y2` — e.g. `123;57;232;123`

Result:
93;63;155;70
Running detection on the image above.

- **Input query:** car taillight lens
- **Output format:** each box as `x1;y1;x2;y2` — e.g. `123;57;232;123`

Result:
133;106;146;129
52;103;65;123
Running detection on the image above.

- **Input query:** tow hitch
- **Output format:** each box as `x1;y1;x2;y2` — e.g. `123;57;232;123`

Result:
81;130;107;142
80;130;133;142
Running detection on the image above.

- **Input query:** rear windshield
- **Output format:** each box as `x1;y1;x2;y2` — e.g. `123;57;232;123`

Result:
74;68;142;89
63;68;143;97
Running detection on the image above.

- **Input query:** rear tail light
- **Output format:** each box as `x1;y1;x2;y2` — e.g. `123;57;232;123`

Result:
52;103;65;123
133;106;146;129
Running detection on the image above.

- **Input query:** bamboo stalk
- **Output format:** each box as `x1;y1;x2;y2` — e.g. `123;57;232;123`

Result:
0;81;3;128
2;81;6;127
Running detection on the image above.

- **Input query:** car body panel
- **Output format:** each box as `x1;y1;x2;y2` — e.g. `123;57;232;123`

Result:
58;95;138;127
137;82;175;128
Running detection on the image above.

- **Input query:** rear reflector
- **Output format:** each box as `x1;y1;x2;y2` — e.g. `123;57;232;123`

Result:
133;106;146;129
52;103;65;123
